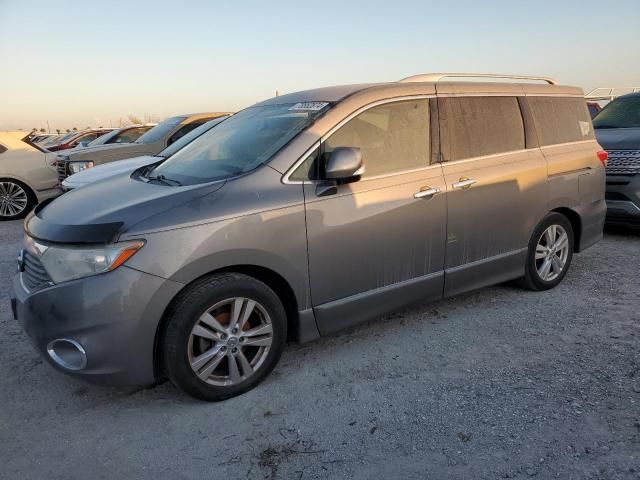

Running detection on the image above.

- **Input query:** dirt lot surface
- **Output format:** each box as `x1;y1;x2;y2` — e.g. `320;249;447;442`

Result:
0;219;639;479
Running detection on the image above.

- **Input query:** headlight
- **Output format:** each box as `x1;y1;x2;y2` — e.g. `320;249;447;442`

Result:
68;161;95;174
38;240;145;283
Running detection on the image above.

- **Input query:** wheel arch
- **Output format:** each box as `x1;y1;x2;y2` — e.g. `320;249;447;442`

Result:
0;175;37;199
152;264;306;381
0;176;38;218
550;207;582;252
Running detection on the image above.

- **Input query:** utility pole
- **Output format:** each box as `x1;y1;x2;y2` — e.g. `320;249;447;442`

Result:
46;120;51;133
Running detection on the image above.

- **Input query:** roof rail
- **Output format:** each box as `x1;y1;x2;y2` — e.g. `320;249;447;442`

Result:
585;87;640;101
398;73;558;85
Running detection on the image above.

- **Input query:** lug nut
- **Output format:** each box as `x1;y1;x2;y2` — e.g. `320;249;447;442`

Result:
231;328;238;334
232;347;238;354
239;337;245;343
220;333;227;340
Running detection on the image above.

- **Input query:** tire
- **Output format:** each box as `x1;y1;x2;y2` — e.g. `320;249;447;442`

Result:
0;179;36;220
519;212;574;291
162;272;287;401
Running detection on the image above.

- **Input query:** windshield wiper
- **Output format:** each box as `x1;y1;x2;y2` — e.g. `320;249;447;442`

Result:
145;174;182;186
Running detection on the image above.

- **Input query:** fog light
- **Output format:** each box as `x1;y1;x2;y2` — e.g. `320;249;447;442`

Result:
46;339;87;371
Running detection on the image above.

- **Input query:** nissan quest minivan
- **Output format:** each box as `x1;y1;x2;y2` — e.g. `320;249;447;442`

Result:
12;73;607;401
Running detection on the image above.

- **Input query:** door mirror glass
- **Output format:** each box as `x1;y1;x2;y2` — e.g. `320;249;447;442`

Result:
325;147;363;182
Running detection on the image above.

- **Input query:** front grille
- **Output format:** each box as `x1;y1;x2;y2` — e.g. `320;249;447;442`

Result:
21;251;53;292
606;150;640;175
56;160;69;182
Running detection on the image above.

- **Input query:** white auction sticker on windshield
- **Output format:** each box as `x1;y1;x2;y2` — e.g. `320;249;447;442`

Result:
288;102;329;111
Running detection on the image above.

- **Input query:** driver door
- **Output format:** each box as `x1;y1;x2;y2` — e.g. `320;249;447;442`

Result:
300;99;447;335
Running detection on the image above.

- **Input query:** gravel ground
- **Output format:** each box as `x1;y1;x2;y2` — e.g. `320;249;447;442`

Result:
0;219;639;480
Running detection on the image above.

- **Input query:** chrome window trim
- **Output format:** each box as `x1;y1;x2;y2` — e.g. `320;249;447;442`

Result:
440;148;532;167
358;163;442;182
524;93;586;98
538;139;597;149
282;95;435;185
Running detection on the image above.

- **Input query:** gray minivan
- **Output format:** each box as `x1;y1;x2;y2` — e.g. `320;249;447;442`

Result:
12;73;606;401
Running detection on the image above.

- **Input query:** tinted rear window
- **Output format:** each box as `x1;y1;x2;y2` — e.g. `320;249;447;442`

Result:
528;97;594;146
439;96;525;161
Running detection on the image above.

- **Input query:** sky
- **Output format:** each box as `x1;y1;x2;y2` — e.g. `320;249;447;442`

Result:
0;0;639;131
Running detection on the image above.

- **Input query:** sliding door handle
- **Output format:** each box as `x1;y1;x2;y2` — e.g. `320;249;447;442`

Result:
414;186;440;199
452;177;477;190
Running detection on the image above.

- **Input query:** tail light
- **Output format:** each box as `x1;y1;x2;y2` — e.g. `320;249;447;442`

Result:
597;150;608;167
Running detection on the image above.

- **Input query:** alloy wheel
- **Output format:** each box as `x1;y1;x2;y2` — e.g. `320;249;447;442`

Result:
535;224;569;282
187;297;273;386
0;181;29;218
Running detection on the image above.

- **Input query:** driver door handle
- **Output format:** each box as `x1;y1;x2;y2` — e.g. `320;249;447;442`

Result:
414;186;440;199
452;177;477;190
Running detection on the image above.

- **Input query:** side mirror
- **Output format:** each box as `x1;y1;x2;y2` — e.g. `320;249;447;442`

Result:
325;147;364;182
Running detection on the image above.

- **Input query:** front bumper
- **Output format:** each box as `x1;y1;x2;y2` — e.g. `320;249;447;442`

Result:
11;266;183;386
605;174;640;224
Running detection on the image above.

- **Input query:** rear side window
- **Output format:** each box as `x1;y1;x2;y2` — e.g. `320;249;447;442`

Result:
110;127;149;144
167;119;210;146
324;99;430;178
0;144;6;154
528;97;595;146
439;96;525;161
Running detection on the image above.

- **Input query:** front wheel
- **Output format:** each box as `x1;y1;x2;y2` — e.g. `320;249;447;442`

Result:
162;273;287;401
519;213;574;291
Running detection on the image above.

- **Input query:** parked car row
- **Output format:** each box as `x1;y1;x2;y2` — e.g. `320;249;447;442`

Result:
0;114;228;219
9;73;617;401
55;113;228;183
27;124;155;152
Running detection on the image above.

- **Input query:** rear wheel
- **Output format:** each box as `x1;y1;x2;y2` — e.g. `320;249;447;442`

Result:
162;273;287;401
0;179;36;220
519;213;574;291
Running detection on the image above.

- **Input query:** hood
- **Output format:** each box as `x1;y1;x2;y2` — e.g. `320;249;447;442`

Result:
25;172;225;244
60;142;157;161
595;127;640;150
62;155;161;189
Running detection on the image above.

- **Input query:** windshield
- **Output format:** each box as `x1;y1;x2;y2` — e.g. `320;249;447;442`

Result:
157;116;228;158
150;103;329;185
593;96;640;129
135;116;186;144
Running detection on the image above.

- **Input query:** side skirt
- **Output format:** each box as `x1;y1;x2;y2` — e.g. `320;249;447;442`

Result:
312;272;444;337
444;248;527;298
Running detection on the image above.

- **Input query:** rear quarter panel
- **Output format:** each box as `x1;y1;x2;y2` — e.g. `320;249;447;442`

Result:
0;150;58;197
542;140;604;210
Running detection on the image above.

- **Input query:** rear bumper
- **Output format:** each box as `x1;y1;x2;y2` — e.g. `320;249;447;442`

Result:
11;266;183;386
605;174;640;224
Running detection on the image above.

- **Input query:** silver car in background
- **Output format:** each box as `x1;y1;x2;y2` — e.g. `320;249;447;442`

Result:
54;113;230;180
61;117;229;190
12;73;606;401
